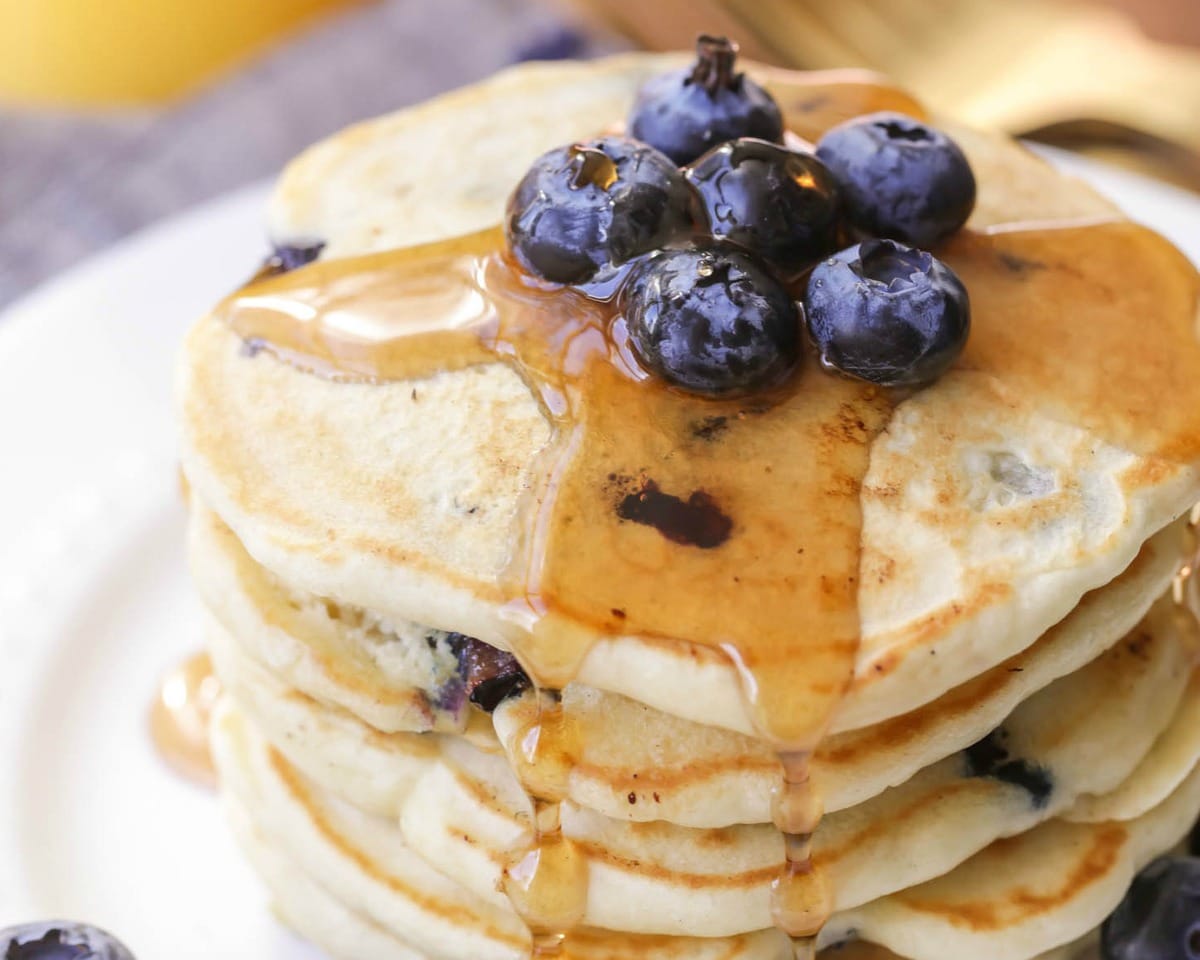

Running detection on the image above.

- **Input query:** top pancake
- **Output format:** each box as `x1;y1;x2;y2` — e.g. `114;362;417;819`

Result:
177;53;1200;738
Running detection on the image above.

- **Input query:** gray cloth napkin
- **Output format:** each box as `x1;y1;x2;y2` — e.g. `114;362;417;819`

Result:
0;0;623;310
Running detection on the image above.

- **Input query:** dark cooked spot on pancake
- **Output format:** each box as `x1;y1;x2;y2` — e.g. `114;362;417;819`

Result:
963;727;1053;808
822;403;871;445
615;478;733;548
1125;629;1153;661
448;633;530;713
997;250;1046;275
691;415;729;441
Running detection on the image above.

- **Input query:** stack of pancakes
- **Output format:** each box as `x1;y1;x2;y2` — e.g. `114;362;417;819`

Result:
176;54;1200;960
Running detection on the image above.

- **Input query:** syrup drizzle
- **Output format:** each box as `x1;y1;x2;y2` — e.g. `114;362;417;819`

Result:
1173;506;1200;658
504;699;587;954
209;71;1200;957
149;651;221;786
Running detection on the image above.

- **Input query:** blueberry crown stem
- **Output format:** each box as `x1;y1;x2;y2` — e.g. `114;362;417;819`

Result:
689;35;741;96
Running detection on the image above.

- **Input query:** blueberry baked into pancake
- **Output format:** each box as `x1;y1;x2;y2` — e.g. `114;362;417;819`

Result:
172;36;1200;960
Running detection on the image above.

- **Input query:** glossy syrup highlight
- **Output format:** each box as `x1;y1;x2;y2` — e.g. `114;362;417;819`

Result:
503;697;587;954
149;651;221;786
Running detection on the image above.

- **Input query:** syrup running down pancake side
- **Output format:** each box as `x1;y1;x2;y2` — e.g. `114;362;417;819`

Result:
209;72;1200;958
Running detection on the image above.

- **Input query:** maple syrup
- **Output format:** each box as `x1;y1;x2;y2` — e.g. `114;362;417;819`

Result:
149;651;221;786
502;699;587;954
1173;507;1200;658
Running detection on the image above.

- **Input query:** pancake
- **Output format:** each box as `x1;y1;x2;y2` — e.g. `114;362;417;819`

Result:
212;690;1200;960
228;789;796;960
833;758;1200;960
1066;668;1200;824
196;488;1183;828
207;585;1198;931
178;49;1200;960
200;493;1183;826
190;497;467;734
212;699;533;960
493;525;1183;825
176;56;1200;742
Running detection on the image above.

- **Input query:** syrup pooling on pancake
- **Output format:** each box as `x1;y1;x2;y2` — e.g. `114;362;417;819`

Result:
212;70;1200;959
228;229;500;382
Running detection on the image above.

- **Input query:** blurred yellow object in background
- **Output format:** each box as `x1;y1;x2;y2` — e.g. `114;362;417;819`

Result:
0;0;365;106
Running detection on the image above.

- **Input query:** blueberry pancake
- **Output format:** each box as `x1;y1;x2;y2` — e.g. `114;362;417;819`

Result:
178;42;1200;960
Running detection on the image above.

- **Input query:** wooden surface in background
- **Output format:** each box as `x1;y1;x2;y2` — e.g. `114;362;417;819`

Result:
556;0;1200;191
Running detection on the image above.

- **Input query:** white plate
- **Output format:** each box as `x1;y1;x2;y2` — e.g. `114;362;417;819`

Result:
0;154;1197;959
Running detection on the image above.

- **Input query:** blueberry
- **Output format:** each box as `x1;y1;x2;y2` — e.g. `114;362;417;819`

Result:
685;138;841;273
264;240;324;274
0;922;135;960
1101;856;1200;960
629;35;784;166
506;136;694;284
815;112;975;247
804;239;969;388
447;634;530;713
625;247;800;396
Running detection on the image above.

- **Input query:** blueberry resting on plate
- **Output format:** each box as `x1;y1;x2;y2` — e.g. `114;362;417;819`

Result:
0;921;136;960
506;136;694;284
804;239;969;388
1101;856;1200;960
815;112;976;247
685;138;841;273
625;246;800;396
629;35;784;166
